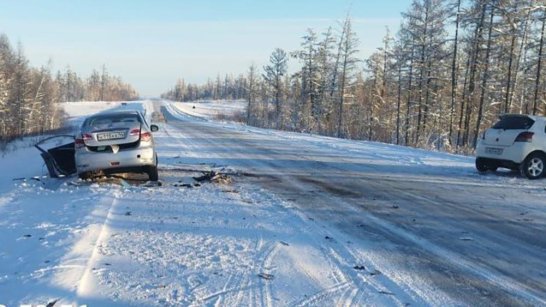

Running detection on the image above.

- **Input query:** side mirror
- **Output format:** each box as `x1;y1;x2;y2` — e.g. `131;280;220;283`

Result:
150;124;159;132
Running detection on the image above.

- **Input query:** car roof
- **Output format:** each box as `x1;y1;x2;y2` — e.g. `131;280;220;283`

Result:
90;110;143;117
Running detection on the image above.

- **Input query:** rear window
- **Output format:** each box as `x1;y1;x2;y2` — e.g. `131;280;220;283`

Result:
492;116;535;130
84;114;142;128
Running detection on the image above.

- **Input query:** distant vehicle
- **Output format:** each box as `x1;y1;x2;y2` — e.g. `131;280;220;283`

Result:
75;110;159;180
121;102;128;106
475;114;546;179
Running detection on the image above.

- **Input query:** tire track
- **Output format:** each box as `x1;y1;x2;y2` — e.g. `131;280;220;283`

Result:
76;193;122;297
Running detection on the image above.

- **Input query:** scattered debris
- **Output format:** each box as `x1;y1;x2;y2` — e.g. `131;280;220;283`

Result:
141;180;162;187
172;170;232;188
173;179;195;188
370;269;382;276
193;171;232;184
378;290;395;296
258;273;274;280
46;299;58;307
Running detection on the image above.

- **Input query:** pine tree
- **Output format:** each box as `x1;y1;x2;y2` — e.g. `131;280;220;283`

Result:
263;48;288;128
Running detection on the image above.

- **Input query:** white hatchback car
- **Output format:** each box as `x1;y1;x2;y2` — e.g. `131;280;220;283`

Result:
475;114;546;179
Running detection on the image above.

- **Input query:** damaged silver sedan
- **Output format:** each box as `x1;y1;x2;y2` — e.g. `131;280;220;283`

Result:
75;110;159;180
36;110;160;181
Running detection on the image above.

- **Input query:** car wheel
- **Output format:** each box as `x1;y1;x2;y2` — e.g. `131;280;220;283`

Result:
475;158;489;173
78;172;90;180
520;153;545;180
147;165;159;181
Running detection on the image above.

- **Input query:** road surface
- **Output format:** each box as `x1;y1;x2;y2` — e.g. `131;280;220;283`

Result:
160;102;546;306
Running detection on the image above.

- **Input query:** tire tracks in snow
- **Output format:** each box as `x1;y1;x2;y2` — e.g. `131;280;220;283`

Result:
198;240;279;306
161;109;419;305
49;186;124;299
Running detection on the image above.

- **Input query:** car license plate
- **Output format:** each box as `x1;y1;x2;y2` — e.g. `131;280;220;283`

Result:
485;147;503;155
97;131;126;141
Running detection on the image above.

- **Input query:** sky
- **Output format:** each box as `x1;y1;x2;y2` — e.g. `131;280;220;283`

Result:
0;0;408;97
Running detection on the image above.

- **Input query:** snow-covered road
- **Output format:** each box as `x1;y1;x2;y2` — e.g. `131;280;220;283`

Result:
164;102;546;306
1;100;545;306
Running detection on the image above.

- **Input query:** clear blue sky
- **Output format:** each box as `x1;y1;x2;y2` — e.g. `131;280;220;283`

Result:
0;0;408;97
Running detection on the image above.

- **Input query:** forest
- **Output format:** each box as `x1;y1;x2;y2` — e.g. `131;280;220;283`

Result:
0;34;138;146
162;0;546;152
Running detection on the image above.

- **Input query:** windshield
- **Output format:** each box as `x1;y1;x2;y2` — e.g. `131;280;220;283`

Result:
83;114;142;129
492;116;534;130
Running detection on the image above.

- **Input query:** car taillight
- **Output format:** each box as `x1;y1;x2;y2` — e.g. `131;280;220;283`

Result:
141;131;152;142
515;131;534;142
130;128;140;136
82;133;93;141
75;138;85;149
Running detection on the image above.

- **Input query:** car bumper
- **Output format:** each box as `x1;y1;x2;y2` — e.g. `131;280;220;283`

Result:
75;146;156;174
475;141;533;164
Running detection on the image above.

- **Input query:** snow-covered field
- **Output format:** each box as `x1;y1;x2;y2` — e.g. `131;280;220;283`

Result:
0;100;545;306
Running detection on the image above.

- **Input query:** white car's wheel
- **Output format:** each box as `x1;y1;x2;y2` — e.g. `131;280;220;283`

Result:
475;158;489;173
520;153;545;180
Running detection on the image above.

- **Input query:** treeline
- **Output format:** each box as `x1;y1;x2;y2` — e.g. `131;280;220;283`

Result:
161;75;248;102
56;65;139;102
0;33;138;144
163;0;546;152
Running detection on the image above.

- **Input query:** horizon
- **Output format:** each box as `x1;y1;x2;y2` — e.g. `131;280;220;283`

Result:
0;0;407;97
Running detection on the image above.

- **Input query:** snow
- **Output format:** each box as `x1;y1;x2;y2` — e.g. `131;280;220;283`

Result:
171;99;247;120
0;100;545;306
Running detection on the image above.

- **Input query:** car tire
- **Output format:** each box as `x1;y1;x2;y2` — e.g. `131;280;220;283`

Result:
147;165;159;181
475;158;489;173
78;172;90;180
520;152;546;180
